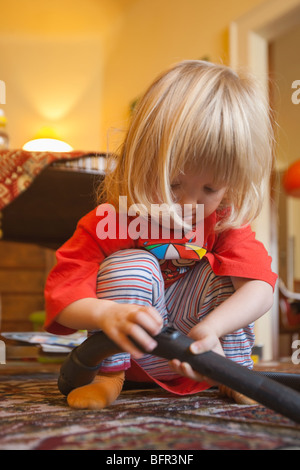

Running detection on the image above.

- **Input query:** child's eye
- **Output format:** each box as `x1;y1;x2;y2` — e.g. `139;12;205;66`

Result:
204;186;216;193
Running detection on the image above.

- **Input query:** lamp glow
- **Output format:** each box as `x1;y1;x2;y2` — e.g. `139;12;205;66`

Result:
22;138;73;152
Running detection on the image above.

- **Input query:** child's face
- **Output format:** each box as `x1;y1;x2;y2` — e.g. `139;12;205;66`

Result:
171;170;227;220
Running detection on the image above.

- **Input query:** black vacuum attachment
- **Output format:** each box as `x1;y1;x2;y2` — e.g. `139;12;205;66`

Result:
58;325;300;423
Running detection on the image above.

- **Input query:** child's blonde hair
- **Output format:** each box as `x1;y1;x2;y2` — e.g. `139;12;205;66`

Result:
99;60;274;231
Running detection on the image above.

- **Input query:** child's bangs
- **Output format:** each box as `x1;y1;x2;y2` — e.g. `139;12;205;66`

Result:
180;113;246;192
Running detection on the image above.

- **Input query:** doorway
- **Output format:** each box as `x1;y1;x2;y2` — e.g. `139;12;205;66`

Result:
269;25;300;357
230;0;300;360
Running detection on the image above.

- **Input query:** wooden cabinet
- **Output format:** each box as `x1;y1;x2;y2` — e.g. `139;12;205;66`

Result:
0;241;56;331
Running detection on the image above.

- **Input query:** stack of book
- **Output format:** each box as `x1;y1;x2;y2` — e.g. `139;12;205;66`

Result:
0;331;87;364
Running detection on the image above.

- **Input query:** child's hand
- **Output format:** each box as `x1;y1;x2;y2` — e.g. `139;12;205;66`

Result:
169;322;224;385
188;322;224;356
100;303;163;359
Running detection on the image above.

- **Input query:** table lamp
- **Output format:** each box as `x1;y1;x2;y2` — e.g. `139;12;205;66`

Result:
22;126;72;152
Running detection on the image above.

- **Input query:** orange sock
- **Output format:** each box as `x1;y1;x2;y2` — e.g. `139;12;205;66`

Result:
67;370;125;410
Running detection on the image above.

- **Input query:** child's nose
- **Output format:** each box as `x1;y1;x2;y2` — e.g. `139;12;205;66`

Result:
180;196;201;206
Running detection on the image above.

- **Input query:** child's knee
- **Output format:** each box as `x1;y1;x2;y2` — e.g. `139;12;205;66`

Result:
96;249;165;308
98;249;161;281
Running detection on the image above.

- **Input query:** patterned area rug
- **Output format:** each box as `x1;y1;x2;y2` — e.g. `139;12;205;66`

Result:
0;372;300;450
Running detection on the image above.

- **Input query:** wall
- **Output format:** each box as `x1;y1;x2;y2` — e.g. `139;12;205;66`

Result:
100;0;269;151
0;0;135;151
0;33;103;151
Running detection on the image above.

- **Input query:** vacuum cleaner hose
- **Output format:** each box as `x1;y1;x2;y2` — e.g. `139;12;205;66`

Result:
58;326;300;423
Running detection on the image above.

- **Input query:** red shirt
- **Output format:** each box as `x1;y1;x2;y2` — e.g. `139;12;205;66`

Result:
44;205;277;394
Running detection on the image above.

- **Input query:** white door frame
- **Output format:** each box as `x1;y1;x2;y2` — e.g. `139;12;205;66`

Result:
229;0;300;360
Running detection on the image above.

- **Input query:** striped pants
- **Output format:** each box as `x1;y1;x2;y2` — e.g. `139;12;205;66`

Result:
95;249;254;381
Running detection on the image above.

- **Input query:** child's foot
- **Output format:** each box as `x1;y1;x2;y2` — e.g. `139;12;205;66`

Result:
218;384;257;405
67;370;125;410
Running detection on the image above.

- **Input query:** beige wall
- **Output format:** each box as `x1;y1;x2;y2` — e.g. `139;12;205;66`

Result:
0;0;134;150
0;0;268;151
0;33;103;150
100;0;268;150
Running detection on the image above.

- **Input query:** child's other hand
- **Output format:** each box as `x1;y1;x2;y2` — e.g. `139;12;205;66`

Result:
188;322;224;356
168;323;224;385
168;359;217;385
100;303;163;359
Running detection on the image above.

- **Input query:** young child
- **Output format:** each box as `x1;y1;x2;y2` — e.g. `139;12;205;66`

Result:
44;60;277;409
